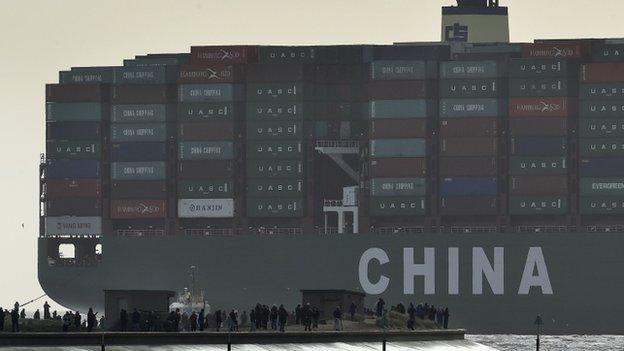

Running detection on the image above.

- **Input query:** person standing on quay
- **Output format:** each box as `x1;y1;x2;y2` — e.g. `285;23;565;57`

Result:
119;309;128;331
0;307;5;331
43;301;51;320
349;302;357;320
87;308;98;332
198;309;205;331
295;304;302;325
302;303;312;331
375;298;385;317
443;307;450;329
333;306;343;331
277;304;288;332
11;305;20;332
189;311;198;332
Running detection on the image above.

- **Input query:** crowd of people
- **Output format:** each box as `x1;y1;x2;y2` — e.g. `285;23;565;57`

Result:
0;298;450;333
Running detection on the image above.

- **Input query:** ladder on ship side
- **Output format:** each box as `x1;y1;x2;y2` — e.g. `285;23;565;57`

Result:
314;140;360;182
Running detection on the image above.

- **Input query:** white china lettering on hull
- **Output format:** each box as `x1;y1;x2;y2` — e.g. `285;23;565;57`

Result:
358;247;554;296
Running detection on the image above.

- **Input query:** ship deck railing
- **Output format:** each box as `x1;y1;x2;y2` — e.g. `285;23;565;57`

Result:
185;228;234;236
256;227;303;235
448;226;498;233
315;140;360;149
116;229;165;237
515;225;574;233
585;225;624;233
377;227;426;234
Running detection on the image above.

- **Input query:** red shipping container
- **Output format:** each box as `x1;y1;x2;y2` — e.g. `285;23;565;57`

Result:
46;198;101;216
45;179;101;198
439;118;498;137
111;85;177;104
369;157;427;177
509;97;569;118
509;118;567;136
439;157;497;176
46;84;109;102
111;181;167;199
369;119;427;138
367;81;429;99
178;160;234;179
178;64;244;83
521;42;585;59
178;121;234;141
581;63;624;83
110;200;166;219
190;46;257;65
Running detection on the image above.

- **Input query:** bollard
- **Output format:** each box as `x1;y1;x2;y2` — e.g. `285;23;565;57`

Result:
101;335;105;351
382;339;386;351
227;332;231;351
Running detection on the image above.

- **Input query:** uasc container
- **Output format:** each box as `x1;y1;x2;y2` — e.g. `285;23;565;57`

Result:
247;141;304;159
46;141;100;159
591;44;624;62
580;83;624;100
509;78;569;97
246;83;309;102
368;197;426;216
247;179;304;198
177;103;236;122
508;196;568;215
246;122;303;140
258;46;316;64
508;59;567;78
246;198;304;217
509;156;567;175
580;101;624;119
439;79;500;98
178;180;233;198
579;196;624;214
580;138;624;157
246;159;304;178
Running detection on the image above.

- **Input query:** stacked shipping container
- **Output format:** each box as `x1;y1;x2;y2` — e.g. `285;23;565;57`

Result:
579;49;624;215
438;60;502;215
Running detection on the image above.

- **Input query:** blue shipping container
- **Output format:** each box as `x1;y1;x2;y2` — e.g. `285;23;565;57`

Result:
110;142;167;161
46;160;100;179
113;66;178;84
511;136;566;156
440;177;498;196
47;122;101;140
580;158;624;176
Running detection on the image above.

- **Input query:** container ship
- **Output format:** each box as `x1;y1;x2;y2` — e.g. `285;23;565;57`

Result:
39;1;624;334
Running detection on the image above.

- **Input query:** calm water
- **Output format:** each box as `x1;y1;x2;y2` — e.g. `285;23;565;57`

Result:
468;335;624;351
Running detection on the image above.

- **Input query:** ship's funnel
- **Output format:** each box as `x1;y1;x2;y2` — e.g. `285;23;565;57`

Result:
442;1;509;43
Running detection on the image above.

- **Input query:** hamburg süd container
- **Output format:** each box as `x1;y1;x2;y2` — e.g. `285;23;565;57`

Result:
369;157;426;178
509;118;567;136
46;141;100;159
110;142;167;162
178;121;234;141
45;179;101;199
111;181;167;199
368;197;426;216
508;59;568;78
46;198;101;217
439;118;497;137
509;78;569;97
178;84;243;102
579;83;624;100
110;124;168;142
246;198;304;217
370;178;426;197
46;84;108;102
440;177;498;196
44;216;102;236
579;196;624;214
369;138;426;157
580;178;624;196
247;179;304;198
580;138;624;157
246;102;307;121
580;101;624;119
368;100;432;119
111;161;166;180
110;200;167;219
178;160;233;179
177;103;236;122
509;156;567;175
521;43;586;59
508;196;568;215
111;85;177;104
439;98;500;118
510;176;568;195
190;46;257;65
111;104;175;123
439;196;498;215
510;136;566;156
246;122;303;140
438;79;500;98
369;119;427;138
440;137;497;156
440;61;502;79
46;160;100;179
369;61;437;80
508;97;569;118
47;122;101;140
46;102;103;122
246;159;304;178
178;64;243;84
246;141;304;159
439;157;497;176
178;199;234;218
179;142;233;160
178;180;233;198
580;157;624;176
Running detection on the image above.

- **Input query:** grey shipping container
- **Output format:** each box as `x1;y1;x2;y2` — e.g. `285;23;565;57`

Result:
440;61;502;79
439;79;500;98
111;123;169;142
439;98;500;118
440;137;497;156
509;78;569;97
247;179;305;198
368;100;432;119
177;103;236;122
178;84;243;102
579;83;624;100
439;196;498;215
579;118;624;137
46;102;103;122
246;122;303;140
246;159;304;178
369;138;426;157
369;61;437;80
510;176;568;195
439;157;497;176
370;177;426;196
111;104;175;123
247;141;304;159
179;142;234;160
509;156;567;175
111;162;166;180
246;102;308;121
509;118;567;136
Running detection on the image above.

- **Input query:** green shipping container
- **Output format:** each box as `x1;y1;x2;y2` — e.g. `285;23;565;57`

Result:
46;102;103;122
580;101;624;119
246;122;303;140
247;141;304;159
369;197;426;216
579;118;624;137
509;157;567;175
246;198;304;217
111;123;168;142
509;78;569;97
508;196;568;215
246;83;310;102
439;79;500;98
247;179;304;198
579;83;624;100
245;102;308;121
580;178;624;195
112;104;175;123
369;61;437;80
508;59;568;78
579;196;624;214
580;138;624;157
368;100;431;119
246;159;304;178
440;61;501;79
177;103;235;122
177;180;233;198
179;142;234;160
439;98;500;118
46;141;100;159
369;138;426;157
370;178;427;196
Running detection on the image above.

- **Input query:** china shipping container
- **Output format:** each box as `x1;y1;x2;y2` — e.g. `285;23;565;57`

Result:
46;198;101;216
110;142;167;162
179;142;234;160
369;60;437;80
368;197;426;216
580;158;624;176
46;160;101;179
112;66;178;84
111;181;167;199
110;200;167;219
178;122;234;141
509;176;568;195
439;157;497;176
111;161;167;180
111;104;175;123
509;156;567;175
178;160;234;179
178;84;244;103
47;122;101;140
110;123;169;142
440;137;497;156
509;118;567;136
246;198;304;217
440;61;503;79
369;178;426;197
439;196;498;215
46;102;103;122
44;179;101;198
369;157;427;178
111;85;177;104
59;67;114;84
46;84;109;102
369;119;427;138
439;118;497;137
439;98;501;118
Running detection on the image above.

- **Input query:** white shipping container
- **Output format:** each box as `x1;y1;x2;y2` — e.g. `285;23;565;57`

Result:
45;216;102;236
178;199;234;218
